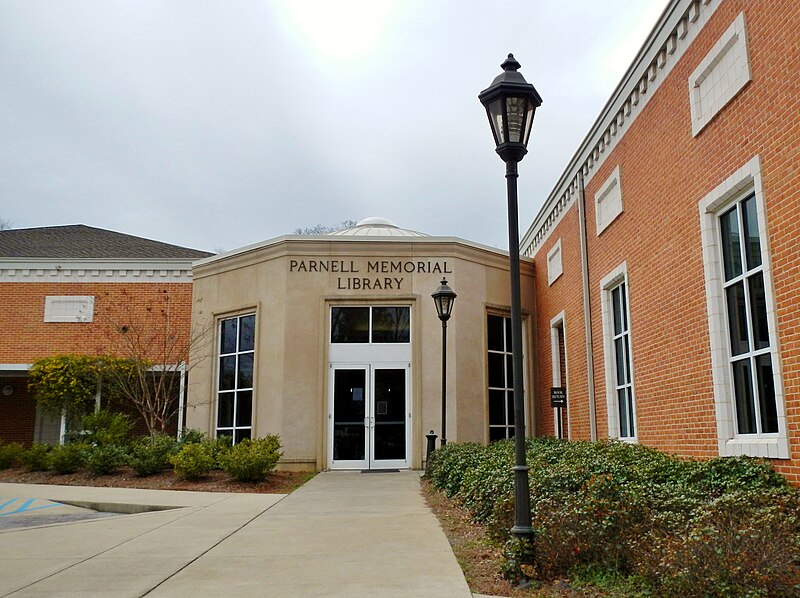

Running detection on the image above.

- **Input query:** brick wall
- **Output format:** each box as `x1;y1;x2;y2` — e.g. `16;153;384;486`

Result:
530;0;800;479
0;281;194;443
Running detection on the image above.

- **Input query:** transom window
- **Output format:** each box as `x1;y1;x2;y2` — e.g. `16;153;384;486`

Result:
488;314;515;441
720;193;777;435
216;314;255;444
331;306;410;344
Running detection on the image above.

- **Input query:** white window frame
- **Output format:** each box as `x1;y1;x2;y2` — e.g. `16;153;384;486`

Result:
547;239;563;285
595;165;623;235
689;12;751;137
699;155;788;458
215;313;256;444
600;262;637;441
550;311;568;439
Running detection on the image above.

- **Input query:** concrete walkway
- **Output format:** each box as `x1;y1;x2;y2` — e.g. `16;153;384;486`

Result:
0;471;472;597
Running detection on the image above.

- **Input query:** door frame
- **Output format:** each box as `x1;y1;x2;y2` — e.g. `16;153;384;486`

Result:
328;362;411;470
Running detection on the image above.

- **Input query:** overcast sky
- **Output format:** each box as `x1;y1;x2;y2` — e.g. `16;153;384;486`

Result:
1;0;667;253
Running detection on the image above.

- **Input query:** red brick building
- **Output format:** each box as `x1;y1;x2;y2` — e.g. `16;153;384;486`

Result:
522;0;800;480
0;225;211;444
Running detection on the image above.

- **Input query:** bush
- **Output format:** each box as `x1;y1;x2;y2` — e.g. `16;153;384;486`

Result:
49;442;87;474
84;444;127;475
19;444;51;472
127;434;178;476
77;409;134;446
0;441;24;469
178;428;207;446
170;442;214;480
427;437;800;593
219;436;282;483
425;442;484;497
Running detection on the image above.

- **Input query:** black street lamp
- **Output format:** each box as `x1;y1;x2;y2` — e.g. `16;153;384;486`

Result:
479;54;542;542
432;278;457;447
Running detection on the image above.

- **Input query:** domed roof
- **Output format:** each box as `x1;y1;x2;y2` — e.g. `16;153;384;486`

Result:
331;217;428;237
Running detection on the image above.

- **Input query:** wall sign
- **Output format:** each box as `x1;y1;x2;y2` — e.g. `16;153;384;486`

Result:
288;259;453;291
550;387;567;408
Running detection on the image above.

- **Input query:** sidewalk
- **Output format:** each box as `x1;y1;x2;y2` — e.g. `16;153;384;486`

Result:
0;471;472;597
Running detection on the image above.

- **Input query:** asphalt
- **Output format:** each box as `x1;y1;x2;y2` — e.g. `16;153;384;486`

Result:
0;471;473;597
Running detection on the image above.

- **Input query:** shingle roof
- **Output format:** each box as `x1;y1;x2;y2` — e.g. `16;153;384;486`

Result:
0;225;213;260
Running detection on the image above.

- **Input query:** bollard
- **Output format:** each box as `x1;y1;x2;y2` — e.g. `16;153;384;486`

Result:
425;430;438;469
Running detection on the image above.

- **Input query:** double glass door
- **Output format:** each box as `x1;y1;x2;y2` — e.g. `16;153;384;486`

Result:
329;364;409;469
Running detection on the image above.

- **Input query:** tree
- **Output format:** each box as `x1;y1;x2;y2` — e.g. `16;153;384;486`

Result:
97;288;211;437
28;354;134;414
0;218;12;231
293;219;357;235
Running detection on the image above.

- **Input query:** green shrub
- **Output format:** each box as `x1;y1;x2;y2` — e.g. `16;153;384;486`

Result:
643;487;800;596
127;434;178;476
84;444;127;475
178;428;207;446
170;442;214;480
219;436;282;483
425;442;484;497
78;409;134;446
0;441;24;469
48;442;87;474
206;435;233;468
428;437;800;592
19;443;51;472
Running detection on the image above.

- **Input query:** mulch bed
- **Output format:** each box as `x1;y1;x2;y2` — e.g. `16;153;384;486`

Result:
0;466;314;494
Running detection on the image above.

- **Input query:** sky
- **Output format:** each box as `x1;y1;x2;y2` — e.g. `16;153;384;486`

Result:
0;0;668;253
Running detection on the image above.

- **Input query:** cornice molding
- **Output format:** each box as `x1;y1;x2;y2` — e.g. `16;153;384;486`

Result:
522;0;721;257
0;259;195;283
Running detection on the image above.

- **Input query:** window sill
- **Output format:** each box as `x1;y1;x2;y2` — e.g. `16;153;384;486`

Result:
720;436;789;459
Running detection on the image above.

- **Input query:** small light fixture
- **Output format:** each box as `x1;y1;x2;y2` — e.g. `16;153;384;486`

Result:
431;278;457;322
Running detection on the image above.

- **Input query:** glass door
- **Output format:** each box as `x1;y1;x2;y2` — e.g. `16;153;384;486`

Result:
329;364;409;470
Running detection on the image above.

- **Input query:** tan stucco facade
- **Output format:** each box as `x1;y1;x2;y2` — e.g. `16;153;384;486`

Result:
186;231;535;471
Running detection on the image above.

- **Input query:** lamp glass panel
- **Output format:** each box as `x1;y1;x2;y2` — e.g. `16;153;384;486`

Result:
488;98;505;144
523;104;535;146
505;96;527;143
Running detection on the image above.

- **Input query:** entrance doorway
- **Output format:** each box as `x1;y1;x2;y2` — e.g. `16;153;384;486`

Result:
329;364;409;469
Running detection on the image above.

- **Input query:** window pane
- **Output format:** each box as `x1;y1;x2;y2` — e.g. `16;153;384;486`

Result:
489;427;507;442
238;353;254;389
618;388;630;437
219;356;236;391
487;315;504;351
331;307;369;343
620;282;628;331
489;390;505;426
756;354;778;433
236;391;253;427
505;318;513;351
506;355;514;388
239;315;255;352
615;337;626;385
720;206;743;281
488;353;505;388
220;318;237;354
217;393;234;428
733;359;756;434
748;272;769;350
372;307;410;343
506;392;515;426
612;286;622;335
742;194;762;270
235;429;251;444
726;282;749;355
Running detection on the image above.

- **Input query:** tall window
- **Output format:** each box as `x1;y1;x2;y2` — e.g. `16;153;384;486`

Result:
610;282;635;438
216;314;255;444
699;157;787;458
601;263;636;440
720;193;777;435
488;314;515;441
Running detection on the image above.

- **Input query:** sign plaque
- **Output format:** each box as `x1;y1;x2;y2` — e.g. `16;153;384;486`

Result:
550;387;567;408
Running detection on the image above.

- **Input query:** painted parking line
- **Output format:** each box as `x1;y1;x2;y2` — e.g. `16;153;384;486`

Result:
0;498;62;517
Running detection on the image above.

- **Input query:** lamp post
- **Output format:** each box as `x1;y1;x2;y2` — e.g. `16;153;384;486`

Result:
432;278;457;447
479;53;542;542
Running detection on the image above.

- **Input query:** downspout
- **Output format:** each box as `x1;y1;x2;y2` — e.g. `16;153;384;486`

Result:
577;171;598;441
177;361;186;439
